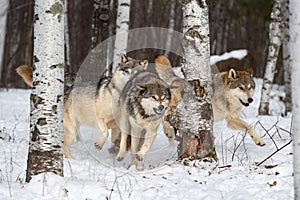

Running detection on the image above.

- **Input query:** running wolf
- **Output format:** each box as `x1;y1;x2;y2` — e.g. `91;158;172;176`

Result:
16;54;148;158
114;70;171;169
212;68;265;146
154;55;265;146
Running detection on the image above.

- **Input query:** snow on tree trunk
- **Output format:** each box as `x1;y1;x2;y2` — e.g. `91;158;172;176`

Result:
282;0;292;115
290;0;300;198
112;0;130;72
259;0;283;115
174;0;215;160
26;0;64;182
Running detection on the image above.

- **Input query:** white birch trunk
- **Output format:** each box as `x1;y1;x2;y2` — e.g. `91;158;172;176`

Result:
290;0;300;198
176;0;215;160
26;0;64;182
259;0;283;115
64;0;70;68
282;0;292;115
112;0;130;72
0;0;8;81
165;0;175;55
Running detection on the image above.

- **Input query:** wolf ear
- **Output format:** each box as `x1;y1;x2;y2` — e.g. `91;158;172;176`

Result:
139;60;148;69
245;67;253;77
119;53;129;64
228;68;237;79
136;84;146;90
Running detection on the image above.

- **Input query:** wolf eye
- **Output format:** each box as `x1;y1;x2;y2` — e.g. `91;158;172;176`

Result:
152;96;158;100
239;86;244;90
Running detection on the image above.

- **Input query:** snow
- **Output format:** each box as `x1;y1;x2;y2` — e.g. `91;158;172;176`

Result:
210;49;248;66
0;80;293;199
0;49;294;199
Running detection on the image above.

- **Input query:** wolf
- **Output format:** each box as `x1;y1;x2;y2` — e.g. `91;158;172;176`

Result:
16;54;148;158
212;68;265;146
154;55;265;146
154;55;184;140
114;70;171;169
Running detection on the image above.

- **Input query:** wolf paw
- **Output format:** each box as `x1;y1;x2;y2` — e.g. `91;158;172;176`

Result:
252;136;266;146
94;142;103;150
135;152;145;161
108;146;119;155
255;139;266;146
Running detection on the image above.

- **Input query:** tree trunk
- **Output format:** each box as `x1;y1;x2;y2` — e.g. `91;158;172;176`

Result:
78;0;111;82
259;0;283;115
26;0;64;183
67;0;93;74
0;0;9;81
282;0;292;115
1;0;33;88
112;0;130;72
174;0;216;160
290;0;300;198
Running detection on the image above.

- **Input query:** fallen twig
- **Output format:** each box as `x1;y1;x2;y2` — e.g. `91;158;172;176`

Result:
256;139;293;166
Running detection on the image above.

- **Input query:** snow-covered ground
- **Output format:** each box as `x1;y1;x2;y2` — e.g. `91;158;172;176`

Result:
0;76;293;199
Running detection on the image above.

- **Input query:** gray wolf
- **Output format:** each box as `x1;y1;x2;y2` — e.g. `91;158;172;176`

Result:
16;54;148;158
154;55;184;140
212;68;265;146
114;70;171;169
154;55;265;147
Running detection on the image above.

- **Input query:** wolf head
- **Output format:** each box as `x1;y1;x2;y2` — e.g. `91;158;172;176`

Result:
225;68;255;107
113;54;149;90
137;81;171;118
116;54;148;75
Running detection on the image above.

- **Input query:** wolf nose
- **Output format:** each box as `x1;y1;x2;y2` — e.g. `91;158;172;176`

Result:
158;105;165;111
248;98;253;103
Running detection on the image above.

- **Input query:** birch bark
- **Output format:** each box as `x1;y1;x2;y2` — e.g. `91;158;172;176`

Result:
26;0;64;182
282;0;292;115
290;0;300;198
174;0;215;160
259;0;283;115
112;0;130;72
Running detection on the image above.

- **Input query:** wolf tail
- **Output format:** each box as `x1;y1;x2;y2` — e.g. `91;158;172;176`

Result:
16;65;33;87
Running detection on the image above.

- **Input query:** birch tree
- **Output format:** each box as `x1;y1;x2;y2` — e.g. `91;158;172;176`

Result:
0;0;8;82
26;0;64;182
290;0;300;198
282;0;292;115
172;0;216;160
112;0;130;72
259;0;283;115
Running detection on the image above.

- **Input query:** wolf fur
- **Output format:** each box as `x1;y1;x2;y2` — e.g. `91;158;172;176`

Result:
64;55;148;158
16;65;33;87
114;70;171;169
154;55;184;140
16;54;148;158
212;68;265;146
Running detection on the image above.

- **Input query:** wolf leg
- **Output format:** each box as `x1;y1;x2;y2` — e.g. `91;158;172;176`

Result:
115;132;128;161
135;129;158;162
130;129;144;170
163;119;175;142
95;119;109;149
226;117;265;146
64;124;77;158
